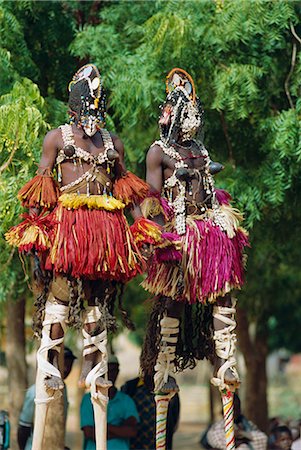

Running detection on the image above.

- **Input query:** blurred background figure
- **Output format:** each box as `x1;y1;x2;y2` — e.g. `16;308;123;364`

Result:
17;347;76;450
0;411;10;450
80;355;139;450
268;426;293;450
122;371;180;449
204;393;267;450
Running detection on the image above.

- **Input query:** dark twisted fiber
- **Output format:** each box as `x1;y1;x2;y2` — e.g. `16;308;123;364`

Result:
32;272;52;338
67;279;84;330
95;288;118;334
140;297;168;377
196;302;214;362
175;303;196;371
117;283;135;331
175;302;215;371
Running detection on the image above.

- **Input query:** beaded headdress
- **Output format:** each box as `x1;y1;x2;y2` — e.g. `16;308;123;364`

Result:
68;64;106;134
160;68;204;144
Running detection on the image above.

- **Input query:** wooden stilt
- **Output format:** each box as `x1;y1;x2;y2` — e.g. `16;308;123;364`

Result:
92;387;109;450
155;393;174;450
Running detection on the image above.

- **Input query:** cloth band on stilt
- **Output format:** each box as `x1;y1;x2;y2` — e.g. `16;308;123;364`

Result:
154;316;179;393
211;298;239;392
35;294;68;404
82;307;109;401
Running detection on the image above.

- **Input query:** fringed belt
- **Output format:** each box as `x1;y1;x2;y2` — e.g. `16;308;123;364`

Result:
58;193;125;211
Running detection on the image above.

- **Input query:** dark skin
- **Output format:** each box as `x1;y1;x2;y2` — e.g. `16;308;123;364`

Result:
35;123;142;390
146;105;238;389
82;362;138;443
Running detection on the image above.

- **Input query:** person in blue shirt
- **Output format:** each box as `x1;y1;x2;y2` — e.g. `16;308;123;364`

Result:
80;355;139;450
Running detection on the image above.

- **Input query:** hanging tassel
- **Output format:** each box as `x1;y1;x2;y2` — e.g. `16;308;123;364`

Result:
130;217;162;247
215;189;232;206
113;171;149;206
5;212;54;253
155;232;182;263
18;170;60;209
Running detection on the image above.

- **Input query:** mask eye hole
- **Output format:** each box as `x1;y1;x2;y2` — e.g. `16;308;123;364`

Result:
91;77;100;89
184;82;192;95
172;74;181;86
82;66;92;77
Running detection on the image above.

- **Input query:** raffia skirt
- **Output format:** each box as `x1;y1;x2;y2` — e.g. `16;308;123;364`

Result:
142;204;249;303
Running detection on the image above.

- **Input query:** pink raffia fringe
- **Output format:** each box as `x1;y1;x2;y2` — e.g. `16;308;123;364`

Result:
215;188;232;206
154;232;182;263
143;215;249;304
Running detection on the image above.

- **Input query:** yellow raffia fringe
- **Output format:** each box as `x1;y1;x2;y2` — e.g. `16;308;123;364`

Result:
58;193;125;211
5;226;51;249
141;197;164;219
134;221;162;245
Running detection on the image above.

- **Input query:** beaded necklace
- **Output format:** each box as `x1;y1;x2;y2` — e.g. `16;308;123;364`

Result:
57;124;115;195
154;140;226;235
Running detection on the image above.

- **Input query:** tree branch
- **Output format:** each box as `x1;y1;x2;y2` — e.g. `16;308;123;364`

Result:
284;42;297;110
0;133;19;174
219;111;235;167
290;23;301;45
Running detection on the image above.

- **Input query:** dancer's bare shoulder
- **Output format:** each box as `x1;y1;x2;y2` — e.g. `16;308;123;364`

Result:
110;133;124;157
146;143;163;169
37;128;63;172
146;143;164;190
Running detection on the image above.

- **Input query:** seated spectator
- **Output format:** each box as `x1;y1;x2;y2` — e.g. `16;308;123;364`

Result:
204;393;267;450
288;420;301;450
17;346;76;450
80;354;139;450
122;373;180;449
268;425;293;450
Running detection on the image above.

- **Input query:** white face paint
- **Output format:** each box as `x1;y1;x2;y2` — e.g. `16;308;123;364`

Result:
82;116;98;137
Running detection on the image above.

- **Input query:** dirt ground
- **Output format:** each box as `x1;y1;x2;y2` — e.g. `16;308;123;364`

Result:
66;422;204;450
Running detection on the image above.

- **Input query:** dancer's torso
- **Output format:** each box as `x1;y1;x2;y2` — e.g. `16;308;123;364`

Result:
155;139;212;215
55;124;118;195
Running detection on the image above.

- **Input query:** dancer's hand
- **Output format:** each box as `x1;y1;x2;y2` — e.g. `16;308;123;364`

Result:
141;243;154;259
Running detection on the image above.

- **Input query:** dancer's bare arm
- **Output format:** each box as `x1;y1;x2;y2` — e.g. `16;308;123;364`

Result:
146;144;163;192
113;135;144;220
38;129;60;172
145;144;165;226
18;425;32;450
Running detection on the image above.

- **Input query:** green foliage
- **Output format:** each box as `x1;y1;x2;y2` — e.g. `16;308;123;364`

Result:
0;78;48;301
1;0;301;354
71;0;301;348
0;1;38;84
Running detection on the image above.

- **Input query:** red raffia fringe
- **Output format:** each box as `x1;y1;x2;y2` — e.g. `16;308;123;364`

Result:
113;171;149;206
47;206;145;282
130;217;162;248
18;172;60;208
143;219;250;304
5;212;54;253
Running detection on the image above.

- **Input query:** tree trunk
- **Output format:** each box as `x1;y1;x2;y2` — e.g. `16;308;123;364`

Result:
244;338;268;432
43;345;65;450
43;395;65;450
6;297;28;449
236;306;268;432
